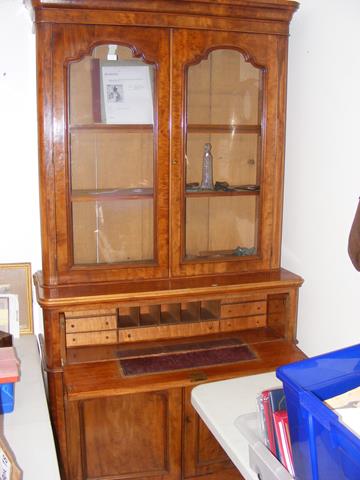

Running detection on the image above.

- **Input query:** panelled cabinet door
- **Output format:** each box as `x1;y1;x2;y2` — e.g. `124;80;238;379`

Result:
66;389;182;480
47;24;170;285
171;29;288;277
183;387;243;479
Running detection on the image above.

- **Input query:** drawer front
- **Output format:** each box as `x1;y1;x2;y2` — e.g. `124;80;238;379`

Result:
220;315;267;332
220;300;267;319
65;316;117;333
66;330;118;347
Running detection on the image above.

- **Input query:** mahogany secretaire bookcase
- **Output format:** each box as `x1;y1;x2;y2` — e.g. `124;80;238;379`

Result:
25;0;303;478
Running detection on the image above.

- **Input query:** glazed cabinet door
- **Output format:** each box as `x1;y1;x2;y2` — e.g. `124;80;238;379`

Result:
170;29;288;277
183;387;243;479
40;24;170;285
65;388;182;480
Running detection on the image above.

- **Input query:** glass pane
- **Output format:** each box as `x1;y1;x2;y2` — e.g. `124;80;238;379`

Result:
186;133;259;186
72;200;153;264
185;49;263;260
68;45;155;265
187;49;261;125
186;197;257;258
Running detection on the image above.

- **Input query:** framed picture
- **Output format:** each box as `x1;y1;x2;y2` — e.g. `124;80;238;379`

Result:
92;59;154;125
0;295;19;337
0;297;9;332
0;263;33;335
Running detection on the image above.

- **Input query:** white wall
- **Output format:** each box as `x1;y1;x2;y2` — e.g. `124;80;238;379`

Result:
1;0;359;353
283;0;360;356
0;0;42;332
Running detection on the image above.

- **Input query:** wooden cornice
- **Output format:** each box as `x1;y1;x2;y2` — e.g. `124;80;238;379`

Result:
25;0;299;26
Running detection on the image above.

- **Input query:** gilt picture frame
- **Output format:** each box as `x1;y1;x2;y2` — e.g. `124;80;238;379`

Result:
0;263;33;335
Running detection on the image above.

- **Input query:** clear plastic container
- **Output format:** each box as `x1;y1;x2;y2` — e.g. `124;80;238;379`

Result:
235;412;293;480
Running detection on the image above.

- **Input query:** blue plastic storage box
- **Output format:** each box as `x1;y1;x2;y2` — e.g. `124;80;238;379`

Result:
0;382;15;414
277;344;360;480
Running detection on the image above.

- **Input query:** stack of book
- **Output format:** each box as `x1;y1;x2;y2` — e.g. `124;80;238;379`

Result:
257;387;294;476
0;346;20;414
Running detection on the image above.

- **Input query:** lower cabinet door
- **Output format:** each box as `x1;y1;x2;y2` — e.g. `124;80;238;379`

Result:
183;387;244;479
66;388;182;480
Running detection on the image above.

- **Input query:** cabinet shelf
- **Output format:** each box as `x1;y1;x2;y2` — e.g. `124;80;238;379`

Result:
187;124;261;134
70;123;154;132
71;188;154;202
69;123;260;134
186;188;260;197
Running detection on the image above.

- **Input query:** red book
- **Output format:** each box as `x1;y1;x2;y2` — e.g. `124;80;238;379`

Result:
273;410;294;476
261;389;278;456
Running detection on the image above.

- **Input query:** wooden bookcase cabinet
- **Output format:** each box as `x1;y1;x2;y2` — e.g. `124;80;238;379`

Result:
27;0;303;479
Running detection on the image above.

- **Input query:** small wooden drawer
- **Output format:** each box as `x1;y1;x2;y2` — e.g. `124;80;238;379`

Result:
65;316;117;333
66;330;117;347
220;300;267;319
220;315;267;332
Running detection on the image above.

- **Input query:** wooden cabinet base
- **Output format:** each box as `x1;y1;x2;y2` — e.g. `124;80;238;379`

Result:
64;386;247;480
49;335;303;480
37;270;304;480
63;386;249;480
